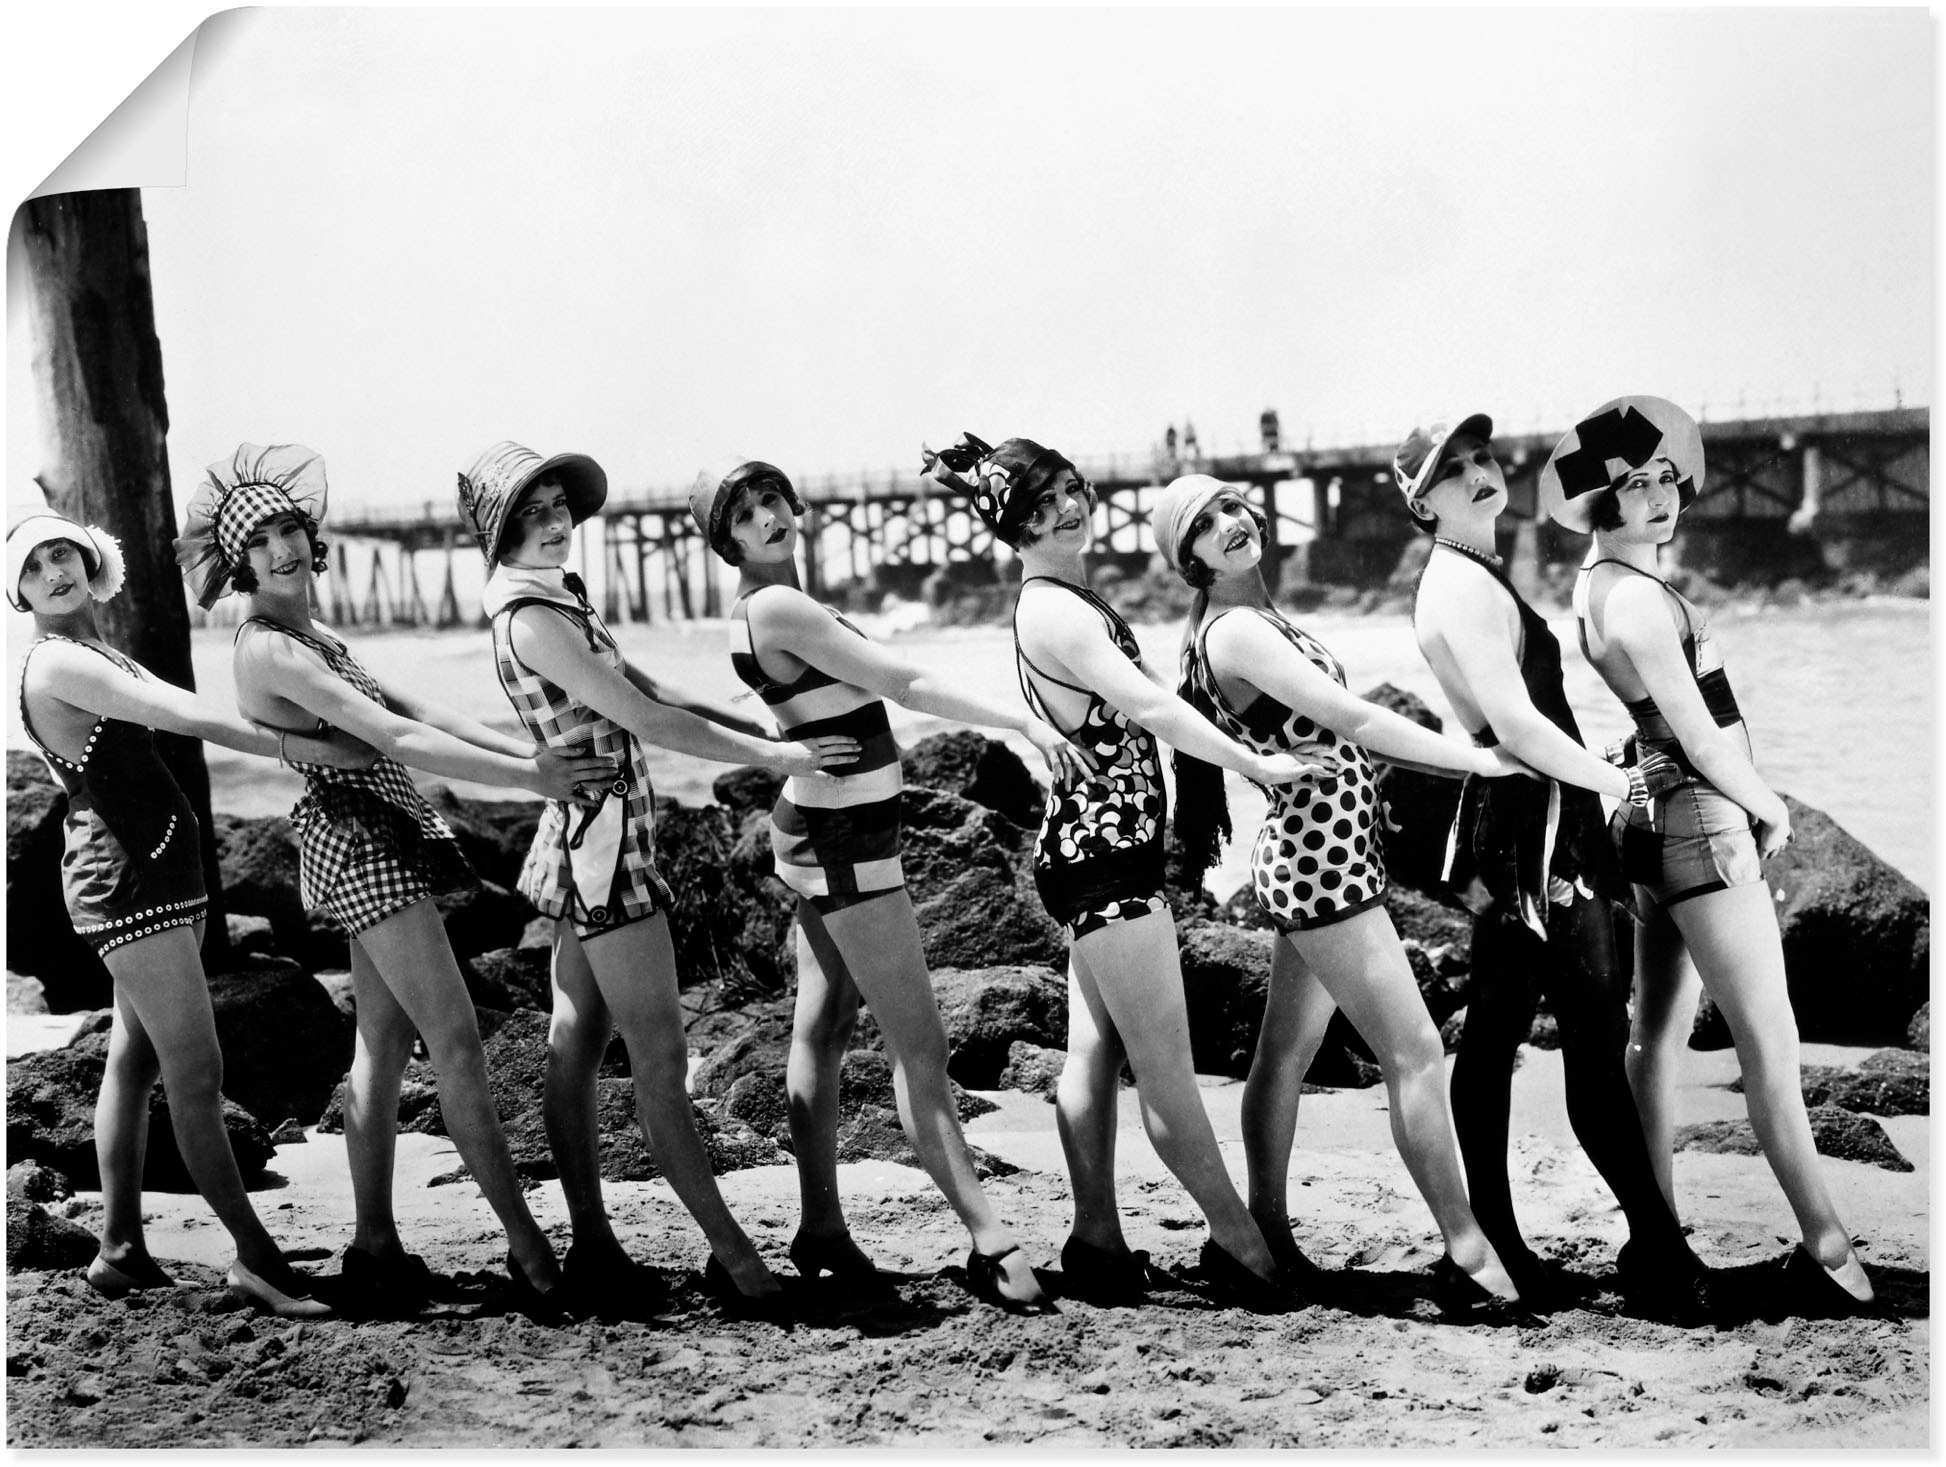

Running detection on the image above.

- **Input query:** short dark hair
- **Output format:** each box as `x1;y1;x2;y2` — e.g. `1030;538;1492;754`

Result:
1588;486;1626;532
231;516;328;593
1011;478;1097;550
1177;502;1270;584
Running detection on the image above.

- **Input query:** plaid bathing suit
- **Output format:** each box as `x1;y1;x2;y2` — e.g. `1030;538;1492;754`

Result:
237;618;474;935
487;569;674;940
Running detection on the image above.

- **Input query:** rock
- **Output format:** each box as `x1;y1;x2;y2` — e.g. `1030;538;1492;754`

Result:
5;751;112;1009
660;800;798;1001
836;1049;995;1123
1907;1001;1929;1052
8;971;48;1015
997;1040;1066;1100
1381;884;1473;959
900;731;1044;831
1740;1050;1930;1117
5;1038;277;1190
475;1077;788;1184
721;1070;790;1141
711;765;785;820
519;916;555;951
689;1005;798;1102
929;966;1067;1087
213;812;306;941
313;969;355;1019
6;1160;71;1204
5;1196;97;1272
712;1045;993;1144
1360;683;1465;894
437;879;534;964
419;786;541;891
1675;1104;1912;1172
225;913;277;955
1176;919;1273;1078
1438;1007;1467;1053
315;1060;442;1136
1218;886;1276;931
900;788;1067;971
465;947;552;1013
269;1120;308;1145
1762;795;1929;1044
207;958;355;1126
834;1103;1017;1179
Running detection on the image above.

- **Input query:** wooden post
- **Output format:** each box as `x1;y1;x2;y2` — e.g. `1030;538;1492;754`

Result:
18;190;229;958
802;504;823;600
436;532;462;627
1261;479;1284;595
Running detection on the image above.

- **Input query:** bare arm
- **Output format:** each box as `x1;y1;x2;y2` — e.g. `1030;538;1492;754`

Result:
234;630;614;800
1020;589;1326;786
1207;611;1504;780
508;606;857;777
748;586;1095;783
1605;580;1788;848
384;682;532;758
1423;569;1630;799
620;661;773;740
27;642;376;770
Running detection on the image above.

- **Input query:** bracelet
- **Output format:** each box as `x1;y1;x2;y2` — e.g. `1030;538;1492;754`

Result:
278;730;292;769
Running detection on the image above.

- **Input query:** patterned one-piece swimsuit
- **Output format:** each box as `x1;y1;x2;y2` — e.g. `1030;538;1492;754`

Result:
1184;606;1388;931
1013;577;1168;940
238;618;473;935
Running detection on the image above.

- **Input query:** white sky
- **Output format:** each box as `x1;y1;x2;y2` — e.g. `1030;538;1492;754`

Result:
6;6;1936;516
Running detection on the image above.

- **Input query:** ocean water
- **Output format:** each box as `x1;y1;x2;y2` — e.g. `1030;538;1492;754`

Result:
8;598;1931;894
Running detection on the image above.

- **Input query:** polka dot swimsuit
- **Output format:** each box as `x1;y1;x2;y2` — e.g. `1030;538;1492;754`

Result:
1014;578;1168;940
1184;606;1388;931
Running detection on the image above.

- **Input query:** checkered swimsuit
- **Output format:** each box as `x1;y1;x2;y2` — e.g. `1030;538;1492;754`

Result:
238;618;474;935
490;595;673;937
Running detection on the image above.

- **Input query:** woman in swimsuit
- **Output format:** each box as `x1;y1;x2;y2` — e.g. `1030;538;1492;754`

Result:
690;460;1093;1313
183;443;616;1318
458;444;860;1316
1541;395;1873;1315
1398;412;1712;1320
1151;474;1527;1315
926;434;1327;1311
11;512;378;1319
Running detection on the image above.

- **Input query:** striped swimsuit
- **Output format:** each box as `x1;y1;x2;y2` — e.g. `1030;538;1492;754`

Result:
487;567;675;940
730;585;903;911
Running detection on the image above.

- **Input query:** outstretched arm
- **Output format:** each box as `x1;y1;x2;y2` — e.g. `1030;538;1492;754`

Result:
508;606;858;777
1020;588;1326;787
235;631;613;800
1605;579;1790;852
27;642;377;770
1206;611;1507;780
620;662;773;740
384;683;533;758
748;586;1096;784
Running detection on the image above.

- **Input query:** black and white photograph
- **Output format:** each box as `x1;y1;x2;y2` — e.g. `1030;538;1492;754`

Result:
2;4;1931;1451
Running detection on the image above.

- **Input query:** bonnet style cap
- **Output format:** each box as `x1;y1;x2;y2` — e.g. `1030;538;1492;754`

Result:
1150;474;1246;577
6;513;126;612
176;443;329;609
456;441;607;570
922;433;1082;546
1392;413;1494;507
689;460;804;563
1539;396;1704;533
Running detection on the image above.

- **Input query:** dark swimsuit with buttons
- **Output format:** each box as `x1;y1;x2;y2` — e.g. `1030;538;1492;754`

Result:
18;637;207;956
1013;578;1168;940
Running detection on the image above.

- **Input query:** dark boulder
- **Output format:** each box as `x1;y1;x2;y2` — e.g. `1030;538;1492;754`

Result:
1381;884;1473;961
1762;795;1930;1045
465;946;552;1013
1360;683;1465;894
902;789;1067;972
660;799;798;1001
6;1196;97;1271
1908;1001;1930;1052
1737;1050;1930;1117
438;879;535;963
900;731;1044;831
929;966;1067;1087
315;1059;442;1136
420;786;541;891
833;1103;1017;1178
835;1049;995;1124
206;958;355;1126
689;1004;798;1102
997;1040;1068;1100
1676;1103;1912;1172
5;751;111;1009
7;1159;72;1204
214;812;307;941
711;765;785;820
226;913;277;955
1177;919;1273;1078
717;1048;996;1147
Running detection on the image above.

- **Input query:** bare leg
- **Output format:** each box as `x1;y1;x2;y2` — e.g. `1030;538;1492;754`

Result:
98;926;300;1285
93;957;166;1282
785;898;861;1244
580;914;778;1296
540;923;622;1252
1070;910;1276;1278
341;939;417;1262
1240;940;1336;1237
1055;950;1130;1255
352;900;559;1286
1624;892;1704;1216
1670;884;1865;1287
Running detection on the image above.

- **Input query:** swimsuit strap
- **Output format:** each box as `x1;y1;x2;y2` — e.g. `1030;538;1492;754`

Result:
1579;557;1700;675
498;594;604;655
17;634;136;771
1013;576;1135;733
236;614;348;659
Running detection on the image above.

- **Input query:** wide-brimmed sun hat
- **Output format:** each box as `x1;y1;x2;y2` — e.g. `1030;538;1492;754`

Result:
457;441;607;570
1392;413;1495;508
176;443;330;608
1151;474;1250;578
689;460;804;563
1539;396;1704;534
922;432;1082;546
6;512;126;612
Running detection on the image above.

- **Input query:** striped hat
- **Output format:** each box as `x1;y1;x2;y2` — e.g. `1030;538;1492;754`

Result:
457;441;607;570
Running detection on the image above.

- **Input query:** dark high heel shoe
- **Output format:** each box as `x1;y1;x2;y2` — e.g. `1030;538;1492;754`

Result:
1781;1244;1877;1319
788;1230;886;1288
1430;1255;1537;1327
1614;1239;1713;1327
702;1255;793;1323
340;1245;437;1318
1260;1222;1329;1302
965;1244;1056;1315
86;1252;175;1300
563;1242;669;1321
1198;1239;1301;1315
227;1261;333;1321
503;1250;571;1324
1058;1236;1152;1305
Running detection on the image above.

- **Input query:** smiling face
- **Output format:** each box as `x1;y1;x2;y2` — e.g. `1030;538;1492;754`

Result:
1016;470;1094;552
726;484;798;564
241;511;317;597
1413;432;1507;530
1185;489;1262;581
503;477;574;567
1603;456;1682;544
16;539;89;616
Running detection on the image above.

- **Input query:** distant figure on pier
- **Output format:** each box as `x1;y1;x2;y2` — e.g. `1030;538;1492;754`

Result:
1164;424;1178;460
1182;420;1200;462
